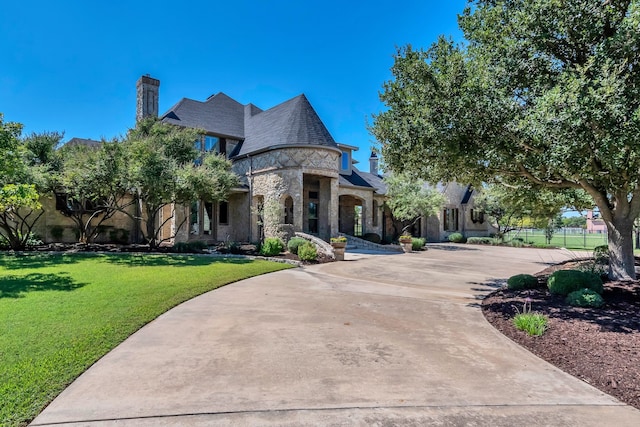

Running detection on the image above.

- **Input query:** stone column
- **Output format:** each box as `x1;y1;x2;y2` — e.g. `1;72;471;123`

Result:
319;178;331;240
329;178;339;239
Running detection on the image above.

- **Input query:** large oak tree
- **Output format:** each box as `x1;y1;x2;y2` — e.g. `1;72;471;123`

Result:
372;0;640;279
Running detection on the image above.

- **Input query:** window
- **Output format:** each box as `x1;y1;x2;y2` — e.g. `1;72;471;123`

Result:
190;201;200;234
372;200;379;226
341;151;350;171
203;202;213;235
308;202;318;234
204;136;219;152
219;201;229;225
470;209;484;224
444;208;459;232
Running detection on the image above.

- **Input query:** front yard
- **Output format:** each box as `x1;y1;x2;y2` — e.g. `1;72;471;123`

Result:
0;253;292;427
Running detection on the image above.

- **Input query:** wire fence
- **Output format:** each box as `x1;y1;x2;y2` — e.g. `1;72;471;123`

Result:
504;228;608;250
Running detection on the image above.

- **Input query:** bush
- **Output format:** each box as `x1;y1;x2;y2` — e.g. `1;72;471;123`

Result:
566;288;605;308
467;237;493;245
173;241;209;253
50;226;65;240
362;233;381;244
448;232;466;243
297;242;318;261
260;237;284;256
411;237;426;251
287;237;307;255
507;274;538;290
593;245;609;264
547;270;604;296
108;228;130;244
505;239;524;248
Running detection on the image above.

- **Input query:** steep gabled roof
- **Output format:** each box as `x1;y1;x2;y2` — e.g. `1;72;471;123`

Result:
65;137;101;148
161;92;244;138
236;94;338;157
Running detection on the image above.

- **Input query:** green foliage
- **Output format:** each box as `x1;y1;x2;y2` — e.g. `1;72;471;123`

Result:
507;274;538;290
547;270;604;296
287;237;307;255
513;312;549;337
384;172;445;235
562;216;587;228
593;245;610;264
297;242;318;261
448;232;466;243
50;226;65;240
566;288;605;308
0;253;292;427
108;228;130;244
362;233;381;244
371;0;640;279
466;237;493;245
260;237;284;256
172;241;209;253
411;237;426;250
504;239;524;248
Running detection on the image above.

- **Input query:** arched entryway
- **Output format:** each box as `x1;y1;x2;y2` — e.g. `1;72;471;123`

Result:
339;195;365;236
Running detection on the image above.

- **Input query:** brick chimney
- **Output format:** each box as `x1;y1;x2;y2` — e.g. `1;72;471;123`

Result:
136;75;160;122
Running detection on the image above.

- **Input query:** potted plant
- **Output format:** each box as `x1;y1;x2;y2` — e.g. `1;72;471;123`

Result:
398;234;413;253
330;236;347;261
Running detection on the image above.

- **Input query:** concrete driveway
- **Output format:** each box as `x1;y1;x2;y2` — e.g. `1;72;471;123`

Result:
32;245;640;426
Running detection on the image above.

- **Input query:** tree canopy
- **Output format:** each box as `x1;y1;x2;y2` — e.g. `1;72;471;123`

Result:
372;0;640;279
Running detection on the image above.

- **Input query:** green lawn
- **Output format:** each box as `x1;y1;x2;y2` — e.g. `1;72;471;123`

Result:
506;230;609;250
0;253;293;427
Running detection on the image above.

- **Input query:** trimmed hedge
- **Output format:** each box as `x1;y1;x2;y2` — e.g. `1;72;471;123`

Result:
547;270;603;296
467;237;493;245
287;237;307;255
412;237;426;251
507;274;538;290
566;288;605;308
448;232;467;243
260;237;284;256
297;242;318;261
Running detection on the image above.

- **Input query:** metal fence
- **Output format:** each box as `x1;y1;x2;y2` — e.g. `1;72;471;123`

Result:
504;228;608;250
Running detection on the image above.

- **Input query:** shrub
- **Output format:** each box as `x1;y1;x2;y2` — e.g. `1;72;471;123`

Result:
513;312;548;336
50;226;65;240
448;232;466;243
467;237;493;245
411;237;426;251
362;233;381;244
593;245;609;264
505;239;524;248
297;242;318;261
260;237;284;256
173;241;208;253
507;274;538;290
566;288;605;308
287;237;307;255
108;228;130;244
547;270;604;296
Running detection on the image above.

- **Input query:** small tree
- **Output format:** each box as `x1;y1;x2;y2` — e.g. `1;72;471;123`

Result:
0;184;43;250
124;119;239;249
384;173;446;236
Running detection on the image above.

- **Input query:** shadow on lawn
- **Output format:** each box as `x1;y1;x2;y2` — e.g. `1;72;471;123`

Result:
0;273;86;298
0;253;83;270
100;254;255;267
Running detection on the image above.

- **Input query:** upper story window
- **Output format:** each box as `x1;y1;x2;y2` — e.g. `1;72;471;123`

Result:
195;136;227;155
341;151;350;172
204;136;219;152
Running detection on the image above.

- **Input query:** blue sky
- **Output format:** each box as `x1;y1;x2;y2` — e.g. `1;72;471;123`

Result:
1;0;467;166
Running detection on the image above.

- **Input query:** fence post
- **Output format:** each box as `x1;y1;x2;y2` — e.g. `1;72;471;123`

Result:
564;228;567;247
584;229;586;248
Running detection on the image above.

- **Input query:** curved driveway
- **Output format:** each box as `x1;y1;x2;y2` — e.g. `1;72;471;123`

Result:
32;245;640;426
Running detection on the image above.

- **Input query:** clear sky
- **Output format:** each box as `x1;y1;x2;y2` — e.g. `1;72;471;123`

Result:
1;0;467;166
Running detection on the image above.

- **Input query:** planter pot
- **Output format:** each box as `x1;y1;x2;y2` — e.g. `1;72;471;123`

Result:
399;237;412;253
331;242;346;261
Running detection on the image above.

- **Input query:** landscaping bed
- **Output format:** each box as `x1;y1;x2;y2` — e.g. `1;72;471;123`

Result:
482;261;640;410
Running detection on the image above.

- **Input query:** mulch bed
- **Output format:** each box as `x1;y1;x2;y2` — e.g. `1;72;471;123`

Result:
482;260;640;409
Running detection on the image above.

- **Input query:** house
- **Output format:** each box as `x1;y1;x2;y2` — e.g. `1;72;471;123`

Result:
32;76;494;245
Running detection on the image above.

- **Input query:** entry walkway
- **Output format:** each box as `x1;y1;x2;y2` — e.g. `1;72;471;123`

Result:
32;245;640;426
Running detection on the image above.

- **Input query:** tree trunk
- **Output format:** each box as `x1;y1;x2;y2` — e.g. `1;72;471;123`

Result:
606;215;636;280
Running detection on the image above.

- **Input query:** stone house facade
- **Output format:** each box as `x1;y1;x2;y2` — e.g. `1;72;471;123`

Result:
30;76;494;245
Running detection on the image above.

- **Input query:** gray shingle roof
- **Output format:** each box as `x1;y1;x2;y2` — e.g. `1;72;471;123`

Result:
161;92;245;138
356;169;387;195
236;94;338;157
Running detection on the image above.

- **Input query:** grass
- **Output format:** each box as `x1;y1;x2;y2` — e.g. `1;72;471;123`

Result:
505;230;608;250
513;312;549;336
0;253;293;427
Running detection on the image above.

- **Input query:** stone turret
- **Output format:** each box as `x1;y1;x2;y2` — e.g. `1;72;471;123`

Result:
136;75;160;122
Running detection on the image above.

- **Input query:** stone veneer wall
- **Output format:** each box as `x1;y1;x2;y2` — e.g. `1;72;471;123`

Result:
233;147;341;241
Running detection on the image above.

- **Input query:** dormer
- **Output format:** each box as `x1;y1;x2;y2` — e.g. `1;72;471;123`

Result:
338;143;359;175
